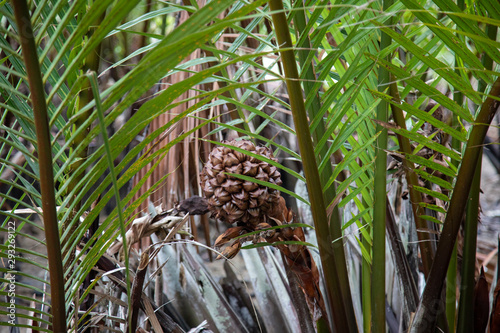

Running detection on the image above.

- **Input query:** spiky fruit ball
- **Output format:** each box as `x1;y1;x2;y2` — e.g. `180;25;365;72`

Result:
200;140;282;226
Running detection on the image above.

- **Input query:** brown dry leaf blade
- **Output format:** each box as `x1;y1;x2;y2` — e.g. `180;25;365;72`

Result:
490;278;500;333
474;266;489;333
214;226;244;247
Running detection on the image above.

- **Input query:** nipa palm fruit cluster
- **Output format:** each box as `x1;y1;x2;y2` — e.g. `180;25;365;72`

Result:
200;140;327;322
200;140;283;228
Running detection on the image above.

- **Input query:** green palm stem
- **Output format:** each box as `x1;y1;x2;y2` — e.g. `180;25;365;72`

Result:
445;228;458;330
88;72;132;329
457;18;497;333
446;1;465;327
293;9;356;330
456;153;481;333
292;3;358;331
389;80;434;277
445;123;460;328
268;1;358;331
291;6;355;327
12;1;67;331
410;76;500;333
389;80;449;332
446;82;462;333
372;0;392;331
291;0;341;213
361;198;372;333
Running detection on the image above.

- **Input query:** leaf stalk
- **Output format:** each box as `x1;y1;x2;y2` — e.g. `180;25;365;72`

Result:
11;1;67;331
411;76;500;333
268;0;357;331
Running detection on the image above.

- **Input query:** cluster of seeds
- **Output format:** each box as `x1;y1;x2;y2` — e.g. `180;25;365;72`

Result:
200;140;282;226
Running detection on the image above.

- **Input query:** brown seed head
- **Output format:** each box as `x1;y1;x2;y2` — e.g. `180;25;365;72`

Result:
200;140;282;226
